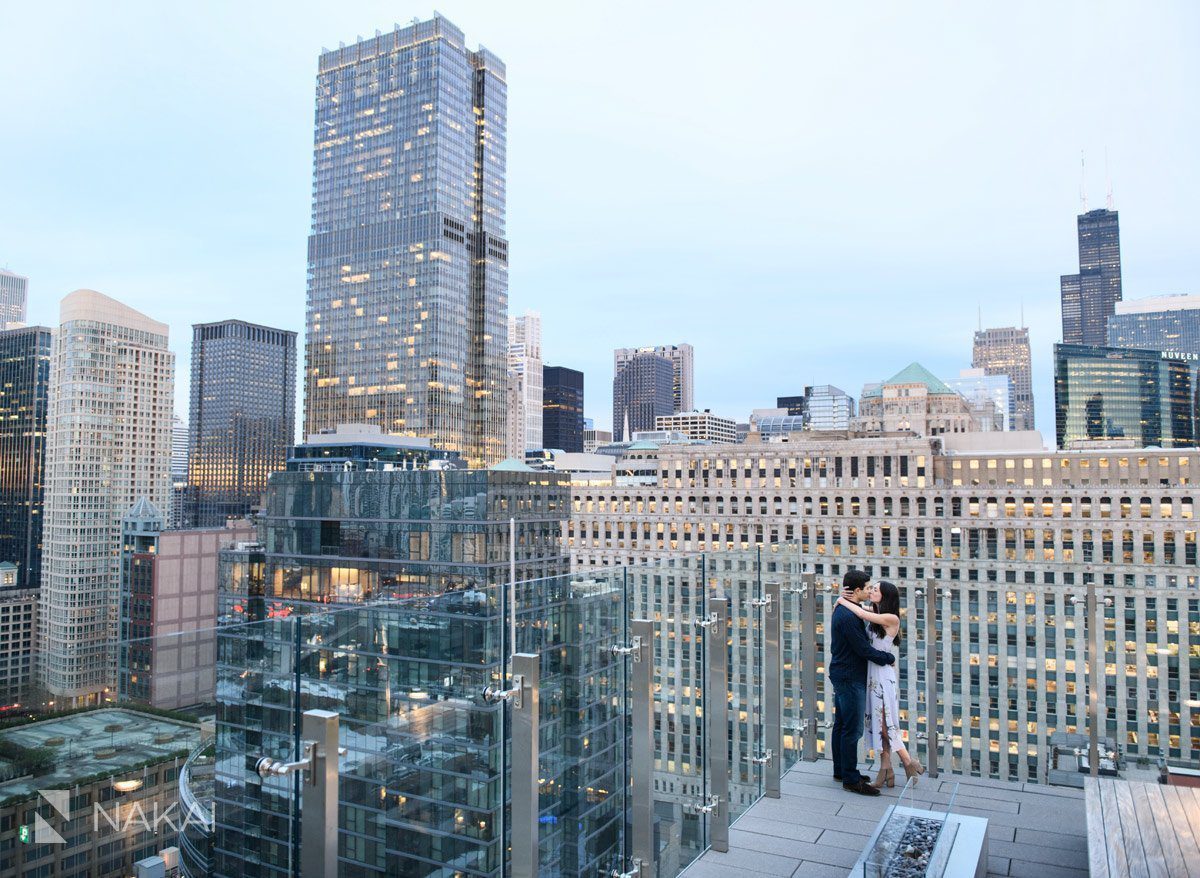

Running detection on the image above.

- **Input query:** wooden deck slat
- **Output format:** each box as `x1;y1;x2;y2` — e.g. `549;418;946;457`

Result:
1084;777;1111;878
1098;778;1132;878
1145;782;1191;878
1165;784;1200;878
1129;782;1172;878
1112;778;1151;878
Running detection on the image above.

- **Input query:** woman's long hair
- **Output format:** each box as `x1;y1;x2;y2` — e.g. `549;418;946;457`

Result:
869;580;901;645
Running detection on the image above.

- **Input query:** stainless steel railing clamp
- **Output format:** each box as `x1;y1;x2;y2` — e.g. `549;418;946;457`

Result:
254;742;347;785
610;636;644;662
609;857;643;878
685;794;721;815
483;675;525;708
749;748;774;766
1071;596;1113;607
694;613;720;630
747;594;773;610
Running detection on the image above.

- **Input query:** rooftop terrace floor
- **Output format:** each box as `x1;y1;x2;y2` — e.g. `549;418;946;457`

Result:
684;758;1089;878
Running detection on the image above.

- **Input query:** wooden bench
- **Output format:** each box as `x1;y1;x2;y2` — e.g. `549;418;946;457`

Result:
1085;776;1200;878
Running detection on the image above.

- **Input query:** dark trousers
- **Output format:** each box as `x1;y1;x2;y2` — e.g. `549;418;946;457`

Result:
830;677;866;785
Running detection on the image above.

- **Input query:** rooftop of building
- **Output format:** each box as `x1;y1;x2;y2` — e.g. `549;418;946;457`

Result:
303;423;433;449
0;708;200;802
861;362;956;398
684;759;1088;878
59;289;169;337
1113;293;1200;315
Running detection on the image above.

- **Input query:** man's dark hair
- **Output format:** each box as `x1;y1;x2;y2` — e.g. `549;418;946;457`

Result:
843;569;870;592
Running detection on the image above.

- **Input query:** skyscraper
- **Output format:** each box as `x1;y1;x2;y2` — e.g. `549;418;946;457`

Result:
0;270;27;329
776;386;855;430
1053;343;1194;449
614;343;693;413
613;353;673;441
169;414;188;528
186;320;296;528
507;311;542;453
0;326;51;589
303;16;508;467
39;291;174;705
1061;208;1122;347
543;365;584;452
972;326;1035;430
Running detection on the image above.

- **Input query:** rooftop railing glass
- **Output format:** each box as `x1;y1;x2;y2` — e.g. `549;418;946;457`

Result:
8;543;1197;876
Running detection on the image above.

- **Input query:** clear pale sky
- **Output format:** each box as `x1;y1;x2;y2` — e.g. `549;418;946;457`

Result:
2;1;1197;436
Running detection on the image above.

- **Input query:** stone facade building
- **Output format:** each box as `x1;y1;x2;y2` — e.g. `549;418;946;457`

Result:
567;432;1199;790
855;363;996;436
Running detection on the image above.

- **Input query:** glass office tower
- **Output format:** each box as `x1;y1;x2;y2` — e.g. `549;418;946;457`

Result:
972;326;1035;430
1061;209;1122;347
542;366;584;452
187;320;296;528
212;428;623;877
1053;343;1195;449
304;16;508;468
0;326;51;589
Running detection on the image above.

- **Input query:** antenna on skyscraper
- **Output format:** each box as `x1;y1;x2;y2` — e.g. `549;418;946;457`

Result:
1079;150;1088;211
977;305;982;332
1105;147;1114;209
1020;301;1025;329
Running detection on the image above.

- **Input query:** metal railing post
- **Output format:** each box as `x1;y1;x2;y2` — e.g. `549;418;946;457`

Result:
924;580;939;780
510;653;540;878
1087;579;1100;779
800;572;818;762
301;709;340;878
706;597;730;853
630;619;654;874
763;581;782;798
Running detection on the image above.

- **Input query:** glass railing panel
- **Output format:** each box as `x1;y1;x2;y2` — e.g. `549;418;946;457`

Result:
294;594;506;877
712;546;765;823
763;540;808;772
513;569;629;877
628;553;709;877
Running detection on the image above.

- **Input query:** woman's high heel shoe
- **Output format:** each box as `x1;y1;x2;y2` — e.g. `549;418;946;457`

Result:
904;759;926;784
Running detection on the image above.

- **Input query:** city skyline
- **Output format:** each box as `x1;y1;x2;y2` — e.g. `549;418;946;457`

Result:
3;3;1199;438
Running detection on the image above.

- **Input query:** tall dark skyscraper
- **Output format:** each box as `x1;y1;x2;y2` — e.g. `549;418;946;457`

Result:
304;16;508;467
1061;208;1122;346
613;353;673;441
972;326;1035;430
1053;343;1194;449
542;366;584;452
187;320;296;528
0;326;51;588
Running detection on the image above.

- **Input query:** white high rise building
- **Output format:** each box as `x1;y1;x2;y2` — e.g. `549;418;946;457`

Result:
506;311;542;455
170;414;189;528
0;270;28;329
39;290;174;705
614;343;693;413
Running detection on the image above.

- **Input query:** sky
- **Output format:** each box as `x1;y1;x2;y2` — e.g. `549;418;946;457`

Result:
2;1;1198;437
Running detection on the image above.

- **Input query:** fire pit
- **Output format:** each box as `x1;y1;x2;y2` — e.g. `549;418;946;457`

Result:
854;780;989;878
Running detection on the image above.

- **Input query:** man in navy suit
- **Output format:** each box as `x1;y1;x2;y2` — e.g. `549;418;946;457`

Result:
828;568;895;795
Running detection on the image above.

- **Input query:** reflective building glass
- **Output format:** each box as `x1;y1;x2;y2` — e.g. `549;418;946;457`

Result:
212;438;626;876
542;365;584;452
1053;343;1195;449
0;327;50;589
304;15;508;468
612;353;673;441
